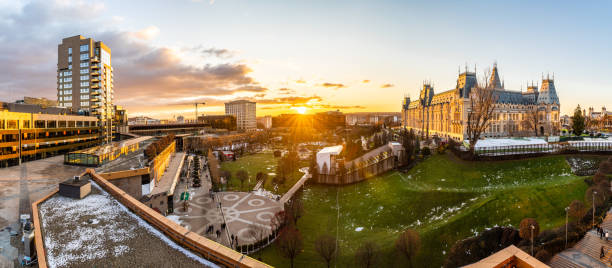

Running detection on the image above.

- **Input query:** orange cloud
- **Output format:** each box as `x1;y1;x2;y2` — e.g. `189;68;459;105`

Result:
320;82;345;89
363;79;370;83
381;83;394;88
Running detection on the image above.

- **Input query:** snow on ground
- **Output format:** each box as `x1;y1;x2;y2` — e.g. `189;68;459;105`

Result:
471;138;548;148
167;215;183;225
253;188;280;200
39;181;219;268
142;183;151;195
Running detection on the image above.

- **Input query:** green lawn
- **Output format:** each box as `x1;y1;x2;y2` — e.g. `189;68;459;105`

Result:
220;152;308;195
257;154;594;267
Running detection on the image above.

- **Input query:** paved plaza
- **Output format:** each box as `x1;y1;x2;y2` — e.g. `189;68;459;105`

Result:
170;156;282;249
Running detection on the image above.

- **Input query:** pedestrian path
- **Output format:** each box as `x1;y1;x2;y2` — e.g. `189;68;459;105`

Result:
549;208;612;267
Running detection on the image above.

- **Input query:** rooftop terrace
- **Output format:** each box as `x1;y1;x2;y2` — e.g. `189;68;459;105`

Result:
38;176;219;268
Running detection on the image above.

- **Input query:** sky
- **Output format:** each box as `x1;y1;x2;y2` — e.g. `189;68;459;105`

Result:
0;0;610;119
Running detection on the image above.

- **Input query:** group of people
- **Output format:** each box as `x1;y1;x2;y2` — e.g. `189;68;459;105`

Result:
597;226;609;241
598;226;610;259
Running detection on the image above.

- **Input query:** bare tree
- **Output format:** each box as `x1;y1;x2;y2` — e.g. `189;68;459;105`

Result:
466;72;498;155
247;224;267;259
276;226;303;268
286;192;304;225
355;241;378;268
315;234;337;268
236;169;249;191
395;229;420;268
568;200;587;225
521;106;539;136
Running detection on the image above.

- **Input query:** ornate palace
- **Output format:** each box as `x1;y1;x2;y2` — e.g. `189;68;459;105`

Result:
401;64;561;141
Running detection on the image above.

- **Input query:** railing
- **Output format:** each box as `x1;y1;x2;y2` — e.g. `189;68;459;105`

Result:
473;141;612;156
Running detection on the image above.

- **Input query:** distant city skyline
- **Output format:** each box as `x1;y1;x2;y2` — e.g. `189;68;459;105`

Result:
1;0;611;119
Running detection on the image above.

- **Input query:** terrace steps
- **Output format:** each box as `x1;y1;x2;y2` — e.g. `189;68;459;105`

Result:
549;209;612;267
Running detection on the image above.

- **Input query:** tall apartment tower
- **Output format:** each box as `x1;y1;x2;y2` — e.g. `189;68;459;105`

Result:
57;35;114;143
224;100;256;131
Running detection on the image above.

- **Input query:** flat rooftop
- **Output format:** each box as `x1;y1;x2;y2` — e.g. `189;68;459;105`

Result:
94;138;155;173
318;145;343;154
38;178;219;268
74;136;152;156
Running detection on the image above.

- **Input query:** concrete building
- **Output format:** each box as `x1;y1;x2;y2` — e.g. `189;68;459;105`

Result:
225;100;256;131
257;115;272;129
113;105;128;135
345;112;401;126
57;35;114;143
198;114;236;130
316;145;343;174
0;101;99;167
15;97;57;107
128;116;160;125
402;63;561;140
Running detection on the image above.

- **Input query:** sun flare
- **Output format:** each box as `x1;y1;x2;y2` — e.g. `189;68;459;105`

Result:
295;106;307;114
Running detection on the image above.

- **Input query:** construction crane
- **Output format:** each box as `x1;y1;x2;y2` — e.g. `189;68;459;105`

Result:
194;102;206;123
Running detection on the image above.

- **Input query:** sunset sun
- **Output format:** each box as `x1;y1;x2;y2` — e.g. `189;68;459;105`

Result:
295;106;307;114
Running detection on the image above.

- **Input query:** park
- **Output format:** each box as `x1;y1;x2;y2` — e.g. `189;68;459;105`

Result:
213;146;608;267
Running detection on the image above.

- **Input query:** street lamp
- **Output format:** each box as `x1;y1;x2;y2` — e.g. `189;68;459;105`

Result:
593;191;598;229
565;206;569;248
531;224;535;256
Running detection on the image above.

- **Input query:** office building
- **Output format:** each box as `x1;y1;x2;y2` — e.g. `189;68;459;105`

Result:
0;101;99;167
225;100;256;131
57;35;114;143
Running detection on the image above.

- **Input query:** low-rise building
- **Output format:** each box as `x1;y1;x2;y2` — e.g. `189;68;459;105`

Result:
0;101;100;167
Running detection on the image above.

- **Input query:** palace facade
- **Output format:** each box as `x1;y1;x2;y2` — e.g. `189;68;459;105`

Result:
401;64;561;141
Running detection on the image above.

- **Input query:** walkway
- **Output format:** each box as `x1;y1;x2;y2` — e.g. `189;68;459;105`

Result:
549;208;612;267
279;167;310;204
150;152;185;196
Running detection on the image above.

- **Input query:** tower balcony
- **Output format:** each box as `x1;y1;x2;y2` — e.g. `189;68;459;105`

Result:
90;98;100;102
91;64;100;69
91;77;100;83
91;84;100;89
91;57;100;63
91;71;100;76
91;90;101;96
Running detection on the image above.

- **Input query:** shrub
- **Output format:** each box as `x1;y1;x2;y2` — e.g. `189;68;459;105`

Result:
422;147;431;156
534;249;551;262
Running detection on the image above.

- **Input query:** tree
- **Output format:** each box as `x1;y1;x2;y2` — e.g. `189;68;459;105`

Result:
466;80;497;155
271;210;288;231
247;224;266;259
286;193;304;225
521;106;539;136
395;229;420;267
236;169;249;191
586;186;607;208
568;200;587;225
572;105;585;136
208;149;221;190
518;218;540;241
355;241;378;268
314;234;337;268
276;226;303;268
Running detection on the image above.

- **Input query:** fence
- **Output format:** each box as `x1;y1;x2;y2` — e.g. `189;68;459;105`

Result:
472;141;612;157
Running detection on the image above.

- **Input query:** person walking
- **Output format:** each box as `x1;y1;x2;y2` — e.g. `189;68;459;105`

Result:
602;246;605;259
606;231;609;242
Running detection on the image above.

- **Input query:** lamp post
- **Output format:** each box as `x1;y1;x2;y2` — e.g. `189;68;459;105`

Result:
593;191;598;229
531;224;535;256
565;206;569;248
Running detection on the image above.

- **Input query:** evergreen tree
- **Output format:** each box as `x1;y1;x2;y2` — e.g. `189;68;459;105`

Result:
572;105;585;136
